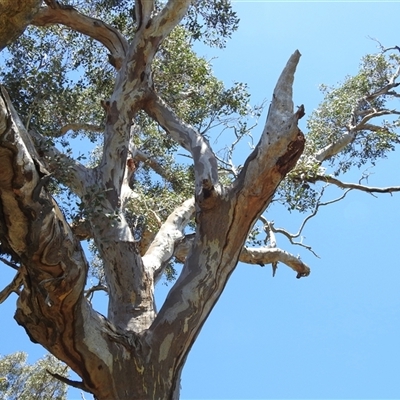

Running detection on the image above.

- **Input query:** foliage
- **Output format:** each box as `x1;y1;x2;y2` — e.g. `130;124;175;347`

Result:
0;352;68;400
275;50;400;214
0;1;255;281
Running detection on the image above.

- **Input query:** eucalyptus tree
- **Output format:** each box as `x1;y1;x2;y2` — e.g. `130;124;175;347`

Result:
0;1;400;399
0;351;67;400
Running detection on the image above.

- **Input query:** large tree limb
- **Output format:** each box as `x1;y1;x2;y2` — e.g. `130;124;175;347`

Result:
32;5;128;70
152;0;192;41
315;131;355;162
236;51;305;200
135;0;155;31
142;52;307;393
144;91;219;202
142;198;195;282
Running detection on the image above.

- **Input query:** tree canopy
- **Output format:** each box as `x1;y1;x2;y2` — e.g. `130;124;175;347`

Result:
0;351;67;400
0;1;399;399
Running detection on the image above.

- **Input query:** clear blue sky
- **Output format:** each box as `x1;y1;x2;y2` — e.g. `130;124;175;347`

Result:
1;2;400;399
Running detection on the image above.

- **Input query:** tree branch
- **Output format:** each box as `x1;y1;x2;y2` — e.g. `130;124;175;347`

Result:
268;187;351;257
313;174;400;194
144;91;219;201
315;130;355;162
59;123;104;136
316;74;400;163
240;247;310;279
0;255;19;270
142;198;195;282
0;267;25;304
46;370;91;393
173;236;310;279
135;0;154;31
152;0;192;41
29;129;91;197
32;5;128;69
236;51;304;199
134;149;175;182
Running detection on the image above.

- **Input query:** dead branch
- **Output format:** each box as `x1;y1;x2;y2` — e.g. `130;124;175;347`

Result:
84;283;108;301
313;175;400;194
266;187;352;257
0;267;24;304
173;233;310;278
240;247;310;279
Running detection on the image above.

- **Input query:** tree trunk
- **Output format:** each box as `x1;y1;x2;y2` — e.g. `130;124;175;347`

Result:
0;2;308;399
0;0;41;50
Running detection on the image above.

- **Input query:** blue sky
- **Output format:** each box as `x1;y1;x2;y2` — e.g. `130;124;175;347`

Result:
1;2;400;400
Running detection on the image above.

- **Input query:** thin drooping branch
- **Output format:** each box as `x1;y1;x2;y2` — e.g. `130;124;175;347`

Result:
313;175;400;194
270;188;352;257
32;4;128;69
142;198;195;282
144;91;219;199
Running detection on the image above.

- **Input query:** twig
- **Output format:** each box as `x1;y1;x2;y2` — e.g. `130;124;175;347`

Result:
267;187;352;258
